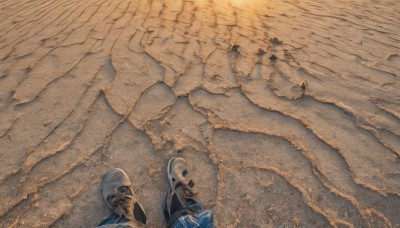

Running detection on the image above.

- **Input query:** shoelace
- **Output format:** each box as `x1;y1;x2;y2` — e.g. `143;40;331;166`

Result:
177;180;197;198
108;191;133;217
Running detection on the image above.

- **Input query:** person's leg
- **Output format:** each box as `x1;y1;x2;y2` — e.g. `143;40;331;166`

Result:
162;157;214;228
97;168;148;228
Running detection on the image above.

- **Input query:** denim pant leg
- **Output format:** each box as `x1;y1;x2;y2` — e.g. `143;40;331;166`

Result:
173;210;214;228
168;197;214;228
97;212;137;228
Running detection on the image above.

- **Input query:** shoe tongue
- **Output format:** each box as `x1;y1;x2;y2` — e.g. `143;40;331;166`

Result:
118;186;132;195
175;183;191;203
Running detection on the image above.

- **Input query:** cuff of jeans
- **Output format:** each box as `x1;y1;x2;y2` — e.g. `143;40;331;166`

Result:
167;209;191;228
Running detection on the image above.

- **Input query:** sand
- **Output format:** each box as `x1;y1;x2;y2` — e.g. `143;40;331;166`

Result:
0;0;399;227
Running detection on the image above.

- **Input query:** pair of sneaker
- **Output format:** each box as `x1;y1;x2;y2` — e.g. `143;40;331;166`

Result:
101;157;201;226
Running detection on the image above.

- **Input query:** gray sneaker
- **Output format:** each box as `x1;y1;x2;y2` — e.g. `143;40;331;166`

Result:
102;168;148;225
162;157;202;225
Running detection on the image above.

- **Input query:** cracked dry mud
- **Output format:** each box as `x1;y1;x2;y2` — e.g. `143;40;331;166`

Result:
0;0;399;227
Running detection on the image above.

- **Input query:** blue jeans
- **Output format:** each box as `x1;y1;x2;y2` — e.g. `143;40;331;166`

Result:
171;210;213;228
97;207;213;228
97;210;213;228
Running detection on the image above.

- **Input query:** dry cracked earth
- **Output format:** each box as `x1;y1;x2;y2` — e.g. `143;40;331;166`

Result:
0;0;400;227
